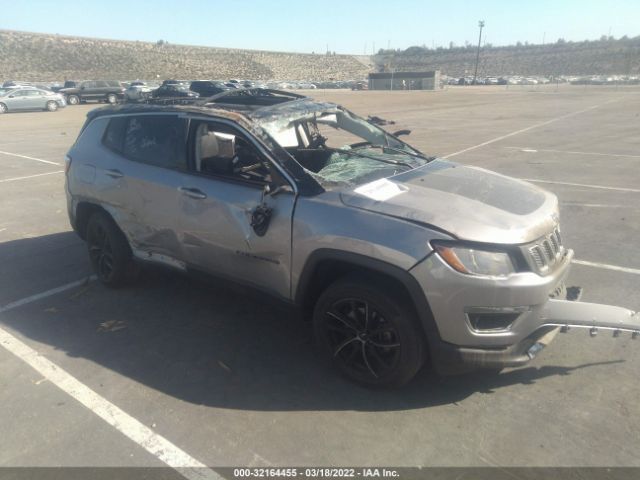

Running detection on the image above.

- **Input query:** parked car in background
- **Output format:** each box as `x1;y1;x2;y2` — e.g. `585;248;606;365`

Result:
189;80;232;98
3;80;32;88
59;80;125;105
124;82;157;102
161;79;191;87
0;88;66;113
2;80;53;90
151;83;199;98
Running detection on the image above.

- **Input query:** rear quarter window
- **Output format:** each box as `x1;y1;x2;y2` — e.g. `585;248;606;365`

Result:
101;115;188;171
102;117;128;153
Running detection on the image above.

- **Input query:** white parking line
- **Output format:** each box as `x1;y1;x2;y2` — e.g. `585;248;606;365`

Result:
0;277;95;314
573;259;640;276
0;150;61;166
506;147;640;159
0;281;221;480
0;170;64;183
443;99;619;159
521;178;640;193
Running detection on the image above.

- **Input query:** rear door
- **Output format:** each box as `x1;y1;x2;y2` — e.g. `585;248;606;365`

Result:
95;113;191;266
95;81;109;100
177;117;297;299
25;89;47;109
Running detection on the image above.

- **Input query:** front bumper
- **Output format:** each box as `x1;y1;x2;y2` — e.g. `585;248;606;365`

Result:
410;249;639;374
431;299;640;374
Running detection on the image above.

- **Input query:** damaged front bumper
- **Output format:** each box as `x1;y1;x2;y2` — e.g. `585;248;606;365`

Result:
432;300;639;375
411;249;639;374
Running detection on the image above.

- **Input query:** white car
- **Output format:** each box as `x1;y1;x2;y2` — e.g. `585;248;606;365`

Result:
0;87;66;113
124;83;156;102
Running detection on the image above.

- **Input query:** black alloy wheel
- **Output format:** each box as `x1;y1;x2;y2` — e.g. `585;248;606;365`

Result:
86;213;138;287
325;297;402;380
87;219;115;281
313;277;426;387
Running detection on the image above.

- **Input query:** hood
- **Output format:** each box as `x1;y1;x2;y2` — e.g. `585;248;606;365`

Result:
340;159;559;245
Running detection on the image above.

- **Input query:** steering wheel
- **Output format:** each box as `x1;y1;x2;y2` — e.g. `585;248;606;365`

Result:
234;162;263;174
308;135;328;149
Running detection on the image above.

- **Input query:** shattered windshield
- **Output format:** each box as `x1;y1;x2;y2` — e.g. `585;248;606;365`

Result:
259;107;433;188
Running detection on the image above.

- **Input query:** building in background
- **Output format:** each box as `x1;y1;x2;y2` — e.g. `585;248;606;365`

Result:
368;71;441;90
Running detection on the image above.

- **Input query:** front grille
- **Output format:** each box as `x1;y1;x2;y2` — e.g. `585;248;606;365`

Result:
528;227;564;273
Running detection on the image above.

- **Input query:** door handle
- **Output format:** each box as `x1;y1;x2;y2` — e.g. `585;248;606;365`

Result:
105;169;123;179
178;186;207;199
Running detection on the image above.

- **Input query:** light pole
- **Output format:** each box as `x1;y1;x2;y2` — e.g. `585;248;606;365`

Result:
473;20;485;85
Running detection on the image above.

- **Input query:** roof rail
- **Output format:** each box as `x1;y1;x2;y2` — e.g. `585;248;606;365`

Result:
143;97;201;106
197;88;307;106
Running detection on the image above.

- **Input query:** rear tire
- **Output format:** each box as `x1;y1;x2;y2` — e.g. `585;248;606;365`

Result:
313;276;426;387
86;212;137;288
106;93;118;104
45;101;58;112
67;95;79;105
0;102;7;114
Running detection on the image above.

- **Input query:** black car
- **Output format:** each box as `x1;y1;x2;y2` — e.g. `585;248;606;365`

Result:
59;80;125;105
151;84;200;98
189;80;232;98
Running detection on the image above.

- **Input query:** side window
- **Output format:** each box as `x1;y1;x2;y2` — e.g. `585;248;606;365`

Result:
123;115;187;170
95;81;109;88
192;122;271;185
83;81;96;89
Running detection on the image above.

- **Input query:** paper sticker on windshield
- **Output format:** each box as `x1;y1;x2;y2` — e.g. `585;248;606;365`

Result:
354;178;407;201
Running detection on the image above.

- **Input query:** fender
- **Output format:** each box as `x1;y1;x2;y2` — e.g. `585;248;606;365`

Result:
294;248;442;343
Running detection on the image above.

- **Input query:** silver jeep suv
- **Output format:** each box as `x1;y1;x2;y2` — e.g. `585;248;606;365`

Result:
65;89;639;387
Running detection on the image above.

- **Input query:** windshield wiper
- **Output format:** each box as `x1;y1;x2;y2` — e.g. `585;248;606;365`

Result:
321;147;414;169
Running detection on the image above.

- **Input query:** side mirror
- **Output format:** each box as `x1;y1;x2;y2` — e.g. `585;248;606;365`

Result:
392;129;411;137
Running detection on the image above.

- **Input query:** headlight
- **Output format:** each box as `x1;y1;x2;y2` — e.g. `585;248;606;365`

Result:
432;243;515;277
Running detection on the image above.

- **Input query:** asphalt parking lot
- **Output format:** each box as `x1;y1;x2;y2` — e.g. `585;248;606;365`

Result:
1;85;639;474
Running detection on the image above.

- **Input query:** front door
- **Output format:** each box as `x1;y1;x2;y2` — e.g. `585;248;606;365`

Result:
7;90;31;110
178;118;296;299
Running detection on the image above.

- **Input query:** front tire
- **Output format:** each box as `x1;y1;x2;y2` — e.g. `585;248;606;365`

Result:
45;101;58;112
0;102;7;114
313;276;426;387
67;95;80;105
106;93;118;104
86;212;137;288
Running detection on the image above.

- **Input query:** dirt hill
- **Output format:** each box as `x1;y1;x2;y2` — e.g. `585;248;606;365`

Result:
0;30;370;82
374;37;640;77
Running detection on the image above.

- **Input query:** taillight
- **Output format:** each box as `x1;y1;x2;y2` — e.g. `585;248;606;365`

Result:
64;155;72;174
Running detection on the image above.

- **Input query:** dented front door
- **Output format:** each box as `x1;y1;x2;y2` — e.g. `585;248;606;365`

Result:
178;176;295;300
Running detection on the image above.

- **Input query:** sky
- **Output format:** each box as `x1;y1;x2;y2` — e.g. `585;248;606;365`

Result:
1;0;639;54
